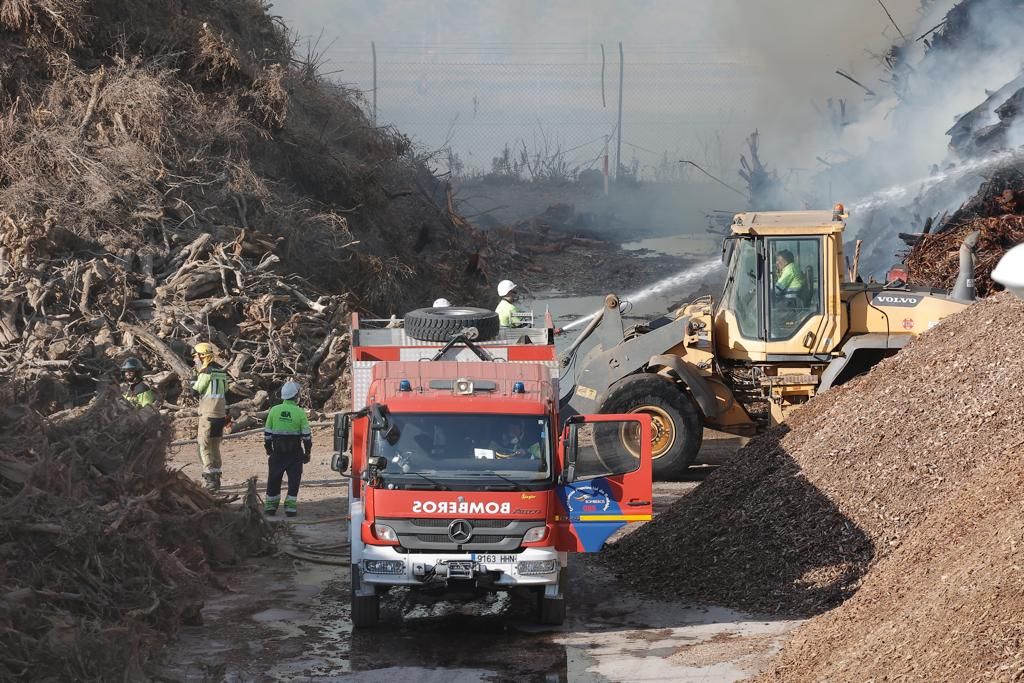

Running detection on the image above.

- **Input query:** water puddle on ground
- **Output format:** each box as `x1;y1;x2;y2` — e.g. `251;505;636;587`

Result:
161;517;797;683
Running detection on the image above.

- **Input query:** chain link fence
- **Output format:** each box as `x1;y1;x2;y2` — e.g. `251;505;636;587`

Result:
331;43;760;182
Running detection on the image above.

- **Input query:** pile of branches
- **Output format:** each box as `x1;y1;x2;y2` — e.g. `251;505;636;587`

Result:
906;165;1024;296
0;0;493;417
0;383;272;680
0;215;352;422
906;215;1024;296
487;203;606;264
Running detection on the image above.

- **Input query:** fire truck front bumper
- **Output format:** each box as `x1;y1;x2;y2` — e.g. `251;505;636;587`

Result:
359;545;564;588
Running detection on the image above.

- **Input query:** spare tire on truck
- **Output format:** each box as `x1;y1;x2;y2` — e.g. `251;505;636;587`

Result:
404;306;500;342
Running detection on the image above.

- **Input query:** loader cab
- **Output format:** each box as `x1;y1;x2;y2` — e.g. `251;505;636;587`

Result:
714;210;845;362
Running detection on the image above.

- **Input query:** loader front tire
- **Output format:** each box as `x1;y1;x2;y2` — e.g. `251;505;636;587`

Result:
600;373;703;480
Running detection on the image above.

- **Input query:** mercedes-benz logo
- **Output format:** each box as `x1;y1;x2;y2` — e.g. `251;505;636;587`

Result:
447;519;473;543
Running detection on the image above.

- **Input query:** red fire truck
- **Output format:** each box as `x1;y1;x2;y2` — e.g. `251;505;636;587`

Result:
331;307;654;627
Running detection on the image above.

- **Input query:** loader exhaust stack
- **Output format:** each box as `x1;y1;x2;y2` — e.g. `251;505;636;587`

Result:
951;230;981;302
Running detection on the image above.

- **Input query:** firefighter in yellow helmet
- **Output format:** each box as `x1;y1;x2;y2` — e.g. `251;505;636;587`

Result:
191;342;230;492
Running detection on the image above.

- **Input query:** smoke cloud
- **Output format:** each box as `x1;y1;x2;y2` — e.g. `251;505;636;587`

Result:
269;1;1024;272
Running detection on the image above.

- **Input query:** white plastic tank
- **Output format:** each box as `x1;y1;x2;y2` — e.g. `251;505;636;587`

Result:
992;244;1024;300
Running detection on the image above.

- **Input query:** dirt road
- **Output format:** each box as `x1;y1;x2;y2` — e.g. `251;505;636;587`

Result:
160;430;797;682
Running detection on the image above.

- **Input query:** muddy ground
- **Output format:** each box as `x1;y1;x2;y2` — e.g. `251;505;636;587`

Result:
513;232;722;302
157;429;799;682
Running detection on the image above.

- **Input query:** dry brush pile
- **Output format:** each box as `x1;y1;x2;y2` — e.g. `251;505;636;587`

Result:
0;383;272;680
907;165;1024;296
607;292;1024;680
0;0;495;417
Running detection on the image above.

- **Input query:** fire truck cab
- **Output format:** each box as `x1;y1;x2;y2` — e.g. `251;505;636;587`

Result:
333;312;654;627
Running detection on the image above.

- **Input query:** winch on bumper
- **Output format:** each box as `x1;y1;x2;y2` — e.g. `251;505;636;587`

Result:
359;545;564;587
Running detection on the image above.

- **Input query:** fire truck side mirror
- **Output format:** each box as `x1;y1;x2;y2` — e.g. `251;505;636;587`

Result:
334;413;352;454
330;452;349;473
559;417;581;484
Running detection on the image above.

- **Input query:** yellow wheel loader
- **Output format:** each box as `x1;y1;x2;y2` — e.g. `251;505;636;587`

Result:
560;207;978;479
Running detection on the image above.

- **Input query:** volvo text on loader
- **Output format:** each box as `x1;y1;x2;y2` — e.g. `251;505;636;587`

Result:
561;206;978;479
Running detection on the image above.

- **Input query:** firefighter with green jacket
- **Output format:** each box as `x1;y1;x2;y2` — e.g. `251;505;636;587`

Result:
120;357;156;408
192;342;229;492
263;381;312;517
495;279;521;327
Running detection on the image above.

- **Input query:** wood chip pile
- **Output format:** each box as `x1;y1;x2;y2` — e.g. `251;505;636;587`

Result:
0;384;272;680
607;292;1024;680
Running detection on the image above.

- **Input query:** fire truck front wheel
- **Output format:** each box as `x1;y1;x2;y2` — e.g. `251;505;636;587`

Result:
537;568;567;626
350;567;380;628
404;306;501;342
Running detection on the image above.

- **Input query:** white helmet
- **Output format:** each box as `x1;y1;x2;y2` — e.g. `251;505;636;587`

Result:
433;298;451;308
280;381;300;400
497;279;517;297
992;244;1024;300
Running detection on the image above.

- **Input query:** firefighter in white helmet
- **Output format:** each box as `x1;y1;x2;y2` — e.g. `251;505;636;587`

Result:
433;298;451;308
495;279;520;327
263;381;312;517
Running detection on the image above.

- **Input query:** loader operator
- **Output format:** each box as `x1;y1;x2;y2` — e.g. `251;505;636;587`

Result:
774;250;805;302
192;342;229;492
120;357;155;408
495;279;521;327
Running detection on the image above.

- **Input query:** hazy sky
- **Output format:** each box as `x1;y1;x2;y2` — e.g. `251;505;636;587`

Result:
271;1;723;48
267;1;937;178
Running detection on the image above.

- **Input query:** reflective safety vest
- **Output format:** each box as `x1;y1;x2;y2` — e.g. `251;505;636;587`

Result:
496;299;518;327
123;382;155;408
776;262;805;294
264;399;312;458
193;364;228;417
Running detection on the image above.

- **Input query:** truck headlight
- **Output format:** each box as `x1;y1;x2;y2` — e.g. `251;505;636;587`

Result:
373;523;398;542
522;526;547;543
517;559;557;575
363;560;405;575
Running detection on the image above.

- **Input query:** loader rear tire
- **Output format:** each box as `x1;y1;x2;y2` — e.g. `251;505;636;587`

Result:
404;307;500;343
600;373;703;480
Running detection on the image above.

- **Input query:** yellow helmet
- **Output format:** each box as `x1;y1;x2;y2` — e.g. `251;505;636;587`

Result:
193;342;215;358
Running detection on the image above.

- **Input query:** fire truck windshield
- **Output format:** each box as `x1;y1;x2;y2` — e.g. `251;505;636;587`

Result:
371;412;551;483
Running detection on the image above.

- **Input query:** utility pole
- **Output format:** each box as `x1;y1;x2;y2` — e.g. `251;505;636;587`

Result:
615;42;624;181
603;135;609;195
371;41;378;126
